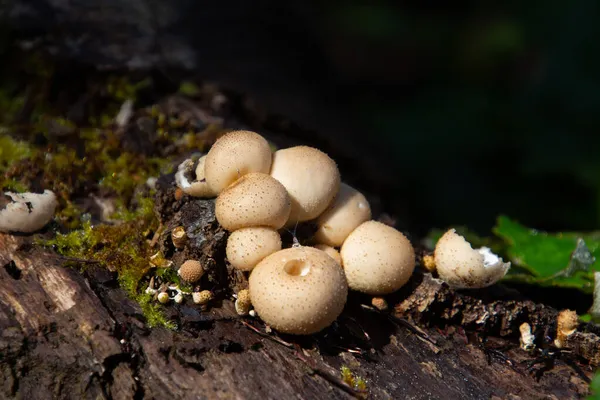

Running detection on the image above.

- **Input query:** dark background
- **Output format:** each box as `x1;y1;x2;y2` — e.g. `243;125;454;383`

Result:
1;0;599;236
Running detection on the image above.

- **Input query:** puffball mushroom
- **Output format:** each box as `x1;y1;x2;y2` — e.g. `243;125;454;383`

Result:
178;260;205;283
434;229;510;289
314;183;371;247
0;190;57;233
226;227;282;271
313;244;342;266
249;246;348;335
270;146;341;224
205;130;272;193
341;221;415;295
215;172;291;231
175;157;217;198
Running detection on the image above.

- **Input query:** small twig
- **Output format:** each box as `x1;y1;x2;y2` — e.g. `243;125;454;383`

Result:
361;304;437;345
149;223;164;248
240;320;294;348
295;351;367;399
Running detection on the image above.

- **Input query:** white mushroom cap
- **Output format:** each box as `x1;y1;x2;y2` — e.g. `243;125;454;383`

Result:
249;246;348;335
313;244;342;266
175;157;217;198
269;146;340;224
434;229;510;289
205;130;272;193
178;260;205;283
314;183;371;247
215;172;291;231
341;221;415;295
226;227;282;271
0;190;57;233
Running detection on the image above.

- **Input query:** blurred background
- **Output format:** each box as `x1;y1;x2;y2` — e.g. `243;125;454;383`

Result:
1;0;599;236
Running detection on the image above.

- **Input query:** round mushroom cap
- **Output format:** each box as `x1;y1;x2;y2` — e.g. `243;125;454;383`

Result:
341;221;415;295
249;246;348;335
313;244;342;266
270;146;340;224
205;130;272;193
178;260;205;283
434;229;510;289
215;172;291;231
314;183;371;247
226;227;282;271
0;190;57;233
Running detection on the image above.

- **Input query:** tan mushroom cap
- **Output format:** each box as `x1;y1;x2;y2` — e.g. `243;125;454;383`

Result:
314;183;371;247
205;130;272;193
215;172;291;231
341;221;415;295
313;244;342;266
249;246;348;335
270;146;340;224
226;227;282;271
178;260;205;283
433;229;510;289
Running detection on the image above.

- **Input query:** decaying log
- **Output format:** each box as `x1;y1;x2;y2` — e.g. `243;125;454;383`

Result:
0;177;598;399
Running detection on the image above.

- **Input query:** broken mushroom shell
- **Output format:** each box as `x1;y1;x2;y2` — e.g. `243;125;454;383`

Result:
226;227;282;271
434;229;510;289
235;289;252;316
215;172;291;231
0;190;57;233
178;260;205;283
249;246;348;335
205;130;272;194
341;221;415;295
171;226;187;249
175;157;217;198
269;146;341;224
313;244;342;266
193;290;213;305
314;183;371;247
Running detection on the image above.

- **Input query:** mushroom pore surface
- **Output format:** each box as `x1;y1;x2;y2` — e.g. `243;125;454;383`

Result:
249;246;348;335
205;130;272;193
226;227;282;271
314;183;371;247
341;220;415;295
269;146;340;224
215;172;291;231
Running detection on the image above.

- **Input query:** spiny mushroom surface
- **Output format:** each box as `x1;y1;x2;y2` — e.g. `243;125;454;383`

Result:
215;172;291;231
205;130;272;193
341;220;415;295
226;227;282;271
178;260;205;283
175;156;217;198
0;190;57;233
270;146;340;224
434;229;510;289
314;183;371;247
249;246;348;335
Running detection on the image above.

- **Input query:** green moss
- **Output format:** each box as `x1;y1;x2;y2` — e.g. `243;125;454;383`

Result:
340;366;367;392
0;134;32;172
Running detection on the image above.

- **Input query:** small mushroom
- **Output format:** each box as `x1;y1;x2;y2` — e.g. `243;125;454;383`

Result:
519;323;535;351
235;289;252;316
314;183;371;247
554;309;578;348
157;292;170;304
371;297;388;311
205;130;272;193
175;157;217;198
0;190;57;233
434;229;510;289
171;226;187;249
193;290;213;305
249;246;348;335
178;260;205;283
226;227;282;271
270;146;340;224
313;244;342;266
341;221;415;295
215;172;291;231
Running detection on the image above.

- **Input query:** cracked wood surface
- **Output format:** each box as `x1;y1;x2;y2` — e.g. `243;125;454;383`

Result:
0;231;595;399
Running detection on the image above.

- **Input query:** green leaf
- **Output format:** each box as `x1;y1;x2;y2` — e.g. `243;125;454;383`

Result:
493;216;600;292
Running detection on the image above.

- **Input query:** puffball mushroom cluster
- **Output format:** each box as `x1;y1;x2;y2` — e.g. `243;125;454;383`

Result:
176;130;417;335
